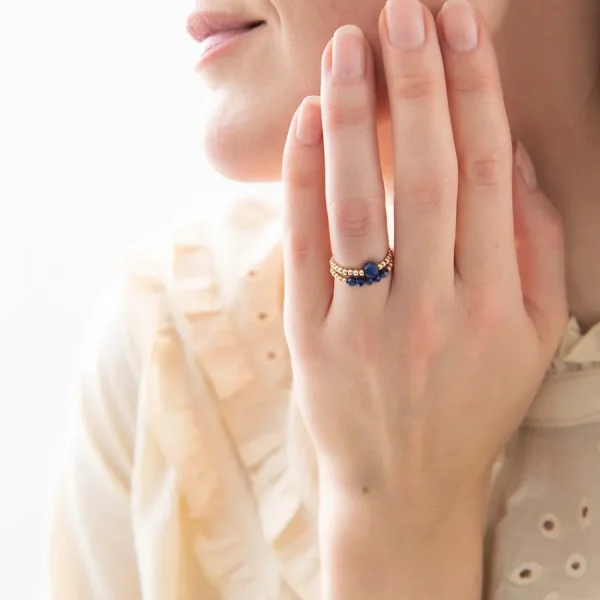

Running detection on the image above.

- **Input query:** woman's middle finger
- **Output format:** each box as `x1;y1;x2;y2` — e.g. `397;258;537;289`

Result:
321;25;391;305
437;0;516;290
380;0;458;296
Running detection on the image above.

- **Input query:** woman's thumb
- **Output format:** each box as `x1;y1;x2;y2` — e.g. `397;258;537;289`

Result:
512;141;570;349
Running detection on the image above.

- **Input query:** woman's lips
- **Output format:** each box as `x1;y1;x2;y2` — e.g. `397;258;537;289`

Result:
186;9;264;43
194;22;265;70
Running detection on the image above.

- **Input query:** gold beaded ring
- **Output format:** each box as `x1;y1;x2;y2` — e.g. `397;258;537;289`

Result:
329;247;394;287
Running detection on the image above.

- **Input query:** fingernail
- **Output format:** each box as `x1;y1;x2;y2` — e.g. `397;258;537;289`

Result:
515;142;537;191
515;141;538;190
386;0;426;51
296;98;323;146
332;25;366;80
441;0;478;52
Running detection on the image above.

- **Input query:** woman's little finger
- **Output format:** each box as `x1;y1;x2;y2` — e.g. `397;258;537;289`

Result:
512;141;569;352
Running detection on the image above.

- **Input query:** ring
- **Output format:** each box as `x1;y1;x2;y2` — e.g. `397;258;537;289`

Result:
329;248;394;287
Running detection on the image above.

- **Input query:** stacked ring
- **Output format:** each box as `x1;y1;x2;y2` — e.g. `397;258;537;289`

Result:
329;247;394;287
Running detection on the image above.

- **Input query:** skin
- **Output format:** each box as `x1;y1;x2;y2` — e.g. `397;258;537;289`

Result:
194;0;600;333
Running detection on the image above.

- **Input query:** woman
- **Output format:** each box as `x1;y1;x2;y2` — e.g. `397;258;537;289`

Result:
46;0;600;598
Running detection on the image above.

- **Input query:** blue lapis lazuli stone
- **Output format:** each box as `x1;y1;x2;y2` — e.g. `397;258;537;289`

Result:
348;278;356;286
365;279;373;285
380;269;388;278
374;275;381;282
356;279;365;286
364;262;379;279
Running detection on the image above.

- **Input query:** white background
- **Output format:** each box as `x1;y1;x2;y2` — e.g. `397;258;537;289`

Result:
0;0;273;596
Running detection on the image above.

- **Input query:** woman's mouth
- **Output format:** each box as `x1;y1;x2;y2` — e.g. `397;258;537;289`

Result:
194;21;266;70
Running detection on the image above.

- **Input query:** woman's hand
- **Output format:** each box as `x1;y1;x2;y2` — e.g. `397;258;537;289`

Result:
281;0;567;533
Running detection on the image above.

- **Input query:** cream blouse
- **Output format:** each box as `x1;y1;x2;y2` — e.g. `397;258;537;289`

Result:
46;192;600;600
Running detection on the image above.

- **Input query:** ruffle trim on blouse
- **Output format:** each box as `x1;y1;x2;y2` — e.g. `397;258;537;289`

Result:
548;316;600;373
524;317;600;428
143;201;320;600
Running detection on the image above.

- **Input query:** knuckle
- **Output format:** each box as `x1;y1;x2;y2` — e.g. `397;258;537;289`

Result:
467;287;511;325
345;326;384;365
284;230;312;268
459;148;510;188
448;69;499;97
525;297;566;353
283;163;317;190
400;171;455;210
324;99;368;132
331;198;381;239
389;72;439;102
286;322;322;363
401;300;447;358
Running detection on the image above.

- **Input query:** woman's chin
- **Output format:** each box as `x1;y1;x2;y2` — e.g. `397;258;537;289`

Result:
201;103;287;183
